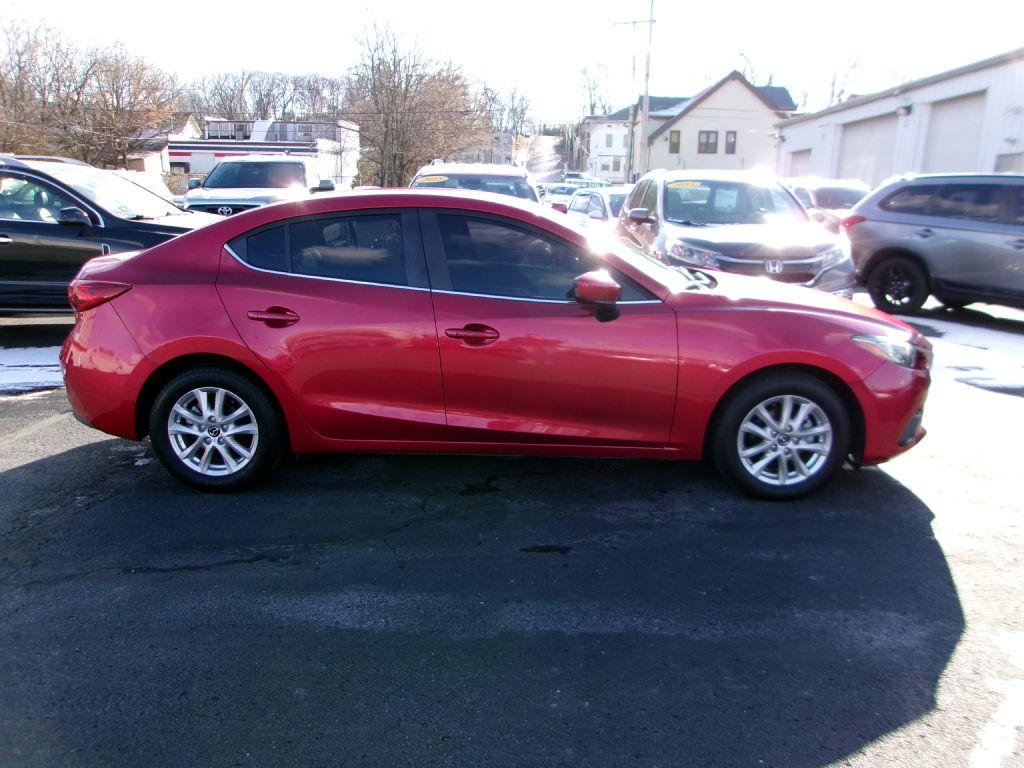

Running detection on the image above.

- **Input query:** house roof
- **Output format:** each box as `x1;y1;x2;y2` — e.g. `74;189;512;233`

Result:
779;46;1024;127
647;71;795;143
599;95;691;122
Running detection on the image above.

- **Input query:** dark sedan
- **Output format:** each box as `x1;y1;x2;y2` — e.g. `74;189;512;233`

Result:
616;170;855;296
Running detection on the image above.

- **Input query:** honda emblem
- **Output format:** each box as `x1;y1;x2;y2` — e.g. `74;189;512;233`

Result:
217;206;234;216
764;260;783;274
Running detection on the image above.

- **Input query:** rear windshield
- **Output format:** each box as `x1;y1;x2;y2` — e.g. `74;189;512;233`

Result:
412;173;537;202
811;187;867;210
203;161;308;189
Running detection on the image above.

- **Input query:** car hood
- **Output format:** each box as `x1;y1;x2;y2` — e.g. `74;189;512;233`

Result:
183;187;308;205
125;211;222;233
663;219;838;260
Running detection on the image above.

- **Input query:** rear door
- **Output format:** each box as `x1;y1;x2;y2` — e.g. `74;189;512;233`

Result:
1001;183;1024;296
0;171;102;310
216;210;445;441
421;210;678;446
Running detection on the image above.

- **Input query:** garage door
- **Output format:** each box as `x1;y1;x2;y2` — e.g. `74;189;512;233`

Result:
838;114;898;185
922;91;986;173
788;149;811;176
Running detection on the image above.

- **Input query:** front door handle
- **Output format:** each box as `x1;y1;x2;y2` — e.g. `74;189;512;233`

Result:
915;228;935;239
445;324;500;346
0;234;14;245
247;307;300;327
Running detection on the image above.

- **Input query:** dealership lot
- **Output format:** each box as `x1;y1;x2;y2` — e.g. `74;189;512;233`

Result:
0;302;1022;767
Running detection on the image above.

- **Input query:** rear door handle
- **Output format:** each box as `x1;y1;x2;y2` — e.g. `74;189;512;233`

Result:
445;324;500;345
0;235;13;245
915;228;935;239
247;307;300;327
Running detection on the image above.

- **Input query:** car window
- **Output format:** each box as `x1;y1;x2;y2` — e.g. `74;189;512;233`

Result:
435;214;651;301
812;187;867;209
792;187;813;207
204;162;307;189
880;184;941;216
569;193;590;213
0;174;77;223
607;194;626;217
662;181;805;225
641;181;659;214
234;225;288;272
290;214;406;286
1007;186;1024;227
35;163;181;219
587;195;605;217
625;181;647;212
932;184;1001;222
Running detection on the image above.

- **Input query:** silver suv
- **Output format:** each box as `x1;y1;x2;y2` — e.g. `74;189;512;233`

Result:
845;174;1024;313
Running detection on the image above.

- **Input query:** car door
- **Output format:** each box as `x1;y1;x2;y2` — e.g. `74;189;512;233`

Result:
420;209;678;447
0;172;102;310
1001;183;1024;296
216;210;446;441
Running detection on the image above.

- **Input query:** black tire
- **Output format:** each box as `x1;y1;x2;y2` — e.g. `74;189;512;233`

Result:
149;367;284;491
867;256;929;314
711;373;851;501
937;296;970;311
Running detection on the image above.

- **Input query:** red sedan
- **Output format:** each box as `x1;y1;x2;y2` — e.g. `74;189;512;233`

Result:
61;190;930;499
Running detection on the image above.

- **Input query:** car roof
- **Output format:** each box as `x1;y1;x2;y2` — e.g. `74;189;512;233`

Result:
211;154;314;164
888;172;1024;183
642;168;782;185
413;162;529;178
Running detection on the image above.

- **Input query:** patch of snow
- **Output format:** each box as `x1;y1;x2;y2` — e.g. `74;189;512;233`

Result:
907;318;1024;396
0;346;64;394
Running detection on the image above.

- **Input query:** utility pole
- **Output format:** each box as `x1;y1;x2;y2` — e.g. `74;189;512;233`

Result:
615;2;655;180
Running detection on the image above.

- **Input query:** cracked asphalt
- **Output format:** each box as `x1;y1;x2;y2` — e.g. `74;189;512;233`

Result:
1;304;1022;767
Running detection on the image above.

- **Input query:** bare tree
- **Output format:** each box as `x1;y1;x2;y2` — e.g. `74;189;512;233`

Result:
827;60;860;106
580;67;612;116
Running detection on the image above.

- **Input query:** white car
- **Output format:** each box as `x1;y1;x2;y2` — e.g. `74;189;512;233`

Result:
544;184;582;212
564;185;633;232
410;162;539;203
183;155;336;216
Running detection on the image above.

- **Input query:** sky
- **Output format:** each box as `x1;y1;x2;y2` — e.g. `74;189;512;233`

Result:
5;0;1023;122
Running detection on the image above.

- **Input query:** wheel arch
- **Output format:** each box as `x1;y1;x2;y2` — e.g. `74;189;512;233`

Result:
701;363;866;465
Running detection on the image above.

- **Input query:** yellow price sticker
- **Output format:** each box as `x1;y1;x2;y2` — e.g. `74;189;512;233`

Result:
416;175;449;184
667;180;703;188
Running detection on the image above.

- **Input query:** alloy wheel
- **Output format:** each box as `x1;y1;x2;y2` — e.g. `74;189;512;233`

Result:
736;394;833;487
166;387;259;476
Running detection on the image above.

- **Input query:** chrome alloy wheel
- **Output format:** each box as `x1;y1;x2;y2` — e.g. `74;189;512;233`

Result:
166;387;259;476
736;394;833;487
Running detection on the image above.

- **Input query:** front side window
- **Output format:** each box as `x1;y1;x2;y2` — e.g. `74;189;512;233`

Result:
698;131;718;154
1008;186;1024;226
662;180;806;225
625;181;647;211
932;184;1001;222
587;195;605;218
290;214;406;285
669;130;681;155
725;131;737;155
0;174;77;222
569;193;590;213
204;162;307;190
435;215;650;301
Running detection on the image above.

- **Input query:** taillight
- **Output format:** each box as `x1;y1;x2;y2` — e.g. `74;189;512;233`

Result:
841;215;866;232
68;280;131;312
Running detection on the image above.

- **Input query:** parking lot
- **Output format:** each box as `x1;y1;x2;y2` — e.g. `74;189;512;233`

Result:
1;300;1022;767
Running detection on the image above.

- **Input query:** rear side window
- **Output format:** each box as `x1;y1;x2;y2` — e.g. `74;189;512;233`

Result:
237;226;287;271
291;214;406;286
932;184;1001;222
879;185;941;215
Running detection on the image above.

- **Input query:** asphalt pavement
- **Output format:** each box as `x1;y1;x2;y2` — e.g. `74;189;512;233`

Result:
0;301;1022;767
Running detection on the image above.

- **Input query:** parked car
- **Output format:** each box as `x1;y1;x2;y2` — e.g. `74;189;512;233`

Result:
617;171;856;296
844;173;1024;313
784;176;871;233
565;185;633;234
182;155;336;216
62;189;930;499
410;163;539;203
545;184;581;212
0;155;220;313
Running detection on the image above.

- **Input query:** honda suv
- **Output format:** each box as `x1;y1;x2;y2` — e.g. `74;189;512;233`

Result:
616;170;855;296
844;173;1024;313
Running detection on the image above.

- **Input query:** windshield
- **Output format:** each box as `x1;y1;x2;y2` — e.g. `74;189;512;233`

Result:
812;186;868;209
608;194;626;217
662;179;807;225
38;163;181;220
411;173;538;202
203;161;308;189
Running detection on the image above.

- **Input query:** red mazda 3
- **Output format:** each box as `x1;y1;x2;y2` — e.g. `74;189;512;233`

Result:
60;190;930;499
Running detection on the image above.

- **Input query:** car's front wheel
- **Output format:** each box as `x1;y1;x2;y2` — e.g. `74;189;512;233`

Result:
711;373;850;500
867;256;929;314
149;367;284;491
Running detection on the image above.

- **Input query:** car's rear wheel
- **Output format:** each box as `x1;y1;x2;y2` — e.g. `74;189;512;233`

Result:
149;367;284;491
867;256;929;314
711;373;850;500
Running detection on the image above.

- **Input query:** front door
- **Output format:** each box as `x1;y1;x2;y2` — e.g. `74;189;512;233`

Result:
0;172;102;310
216;210;445;441
421;210;678;447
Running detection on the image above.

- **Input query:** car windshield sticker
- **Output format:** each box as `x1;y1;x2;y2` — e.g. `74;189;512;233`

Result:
713;188;739;210
667;181;702;188
416;175;448;183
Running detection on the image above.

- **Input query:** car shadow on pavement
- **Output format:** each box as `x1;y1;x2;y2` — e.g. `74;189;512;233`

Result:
912;304;1024;336
0;441;964;768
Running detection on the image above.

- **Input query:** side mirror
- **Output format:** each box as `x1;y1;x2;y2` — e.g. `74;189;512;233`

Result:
187;178;202;190
588;209;604;220
627;207;653;224
551;203;568;213
313;179;335;193
573;269;621;305
58;206;91;226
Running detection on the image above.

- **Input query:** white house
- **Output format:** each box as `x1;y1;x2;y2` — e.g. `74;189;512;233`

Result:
578;115;631;182
636;72;796;179
776;48;1024;185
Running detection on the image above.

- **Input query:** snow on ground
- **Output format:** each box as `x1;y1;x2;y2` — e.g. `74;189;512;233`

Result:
0;346;64;394
906;316;1024;396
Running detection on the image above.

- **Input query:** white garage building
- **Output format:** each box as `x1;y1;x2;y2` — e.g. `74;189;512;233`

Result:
777;48;1024;185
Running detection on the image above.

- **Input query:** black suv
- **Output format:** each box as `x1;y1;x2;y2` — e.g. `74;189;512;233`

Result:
0;156;219;312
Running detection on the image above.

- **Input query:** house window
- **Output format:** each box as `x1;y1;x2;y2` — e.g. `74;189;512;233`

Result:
725;131;737;155
668;130;680;154
698;131;718;154
601;162;611;171
612;157;621;172
623;134;629;147
605;133;613;148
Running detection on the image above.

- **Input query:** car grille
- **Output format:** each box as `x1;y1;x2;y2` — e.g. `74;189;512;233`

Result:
718;255;822;285
192;204;259;216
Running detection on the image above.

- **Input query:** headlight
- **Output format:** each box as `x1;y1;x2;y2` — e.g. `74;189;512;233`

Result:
852;334;930;369
818;245;849;270
667;240;722;268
